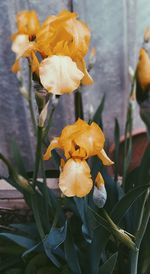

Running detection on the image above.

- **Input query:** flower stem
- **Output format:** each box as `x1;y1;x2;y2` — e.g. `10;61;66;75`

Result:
43;98;58;142
41;160;50;232
32;126;43;188
28;65;37;134
122;101;133;187
31;195;45;239
74;88;84;120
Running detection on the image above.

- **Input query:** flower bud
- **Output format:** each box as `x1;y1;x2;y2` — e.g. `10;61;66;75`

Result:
17;175;34;193
38;100;49;127
93;172;107;208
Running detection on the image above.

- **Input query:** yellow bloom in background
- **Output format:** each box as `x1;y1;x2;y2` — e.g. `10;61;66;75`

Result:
11;10;40;73
13;10;40;39
39;55;84;95
43;119;113;197
136;48;150;91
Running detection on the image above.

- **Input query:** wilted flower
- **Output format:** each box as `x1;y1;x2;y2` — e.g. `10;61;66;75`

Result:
43;119;113;197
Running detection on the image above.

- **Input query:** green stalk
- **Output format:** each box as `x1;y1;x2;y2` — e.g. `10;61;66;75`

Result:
41;160;50;232
130;190;150;274
43;102;57;141
28;65;37;134
31;126;47;238
32;126;43;189
0;153;17;179
31;195;45;239
74;88;84;120
122;101;133;187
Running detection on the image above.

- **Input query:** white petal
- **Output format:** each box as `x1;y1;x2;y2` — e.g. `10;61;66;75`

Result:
11;34;30;58
39;55;84;95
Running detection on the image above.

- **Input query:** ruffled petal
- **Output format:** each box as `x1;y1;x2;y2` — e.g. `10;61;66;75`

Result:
39;55;84;95
64;18;91;57
11;34;38;73
74;122;105;158
43;138;60;160
97;149;114;165
59;119;89;158
11;34;30;57
76;58;93;85
16;10;40;36
59;158;93;197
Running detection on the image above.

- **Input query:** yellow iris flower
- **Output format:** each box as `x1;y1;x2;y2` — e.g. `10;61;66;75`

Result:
12;9;93;94
37;10;93;87
11;10;40;73
39;55;84;95
136;48;150;91
43;119;113;197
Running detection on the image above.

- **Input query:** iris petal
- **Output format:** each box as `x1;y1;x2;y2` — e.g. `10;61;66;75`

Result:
39;55;84;95
59;158;93;197
97;149;114;165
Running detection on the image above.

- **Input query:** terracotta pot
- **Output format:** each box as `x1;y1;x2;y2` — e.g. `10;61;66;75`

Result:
108;129;149;177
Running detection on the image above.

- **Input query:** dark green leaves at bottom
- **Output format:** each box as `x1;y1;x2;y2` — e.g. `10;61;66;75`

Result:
99;252;118;274
64;224;82;274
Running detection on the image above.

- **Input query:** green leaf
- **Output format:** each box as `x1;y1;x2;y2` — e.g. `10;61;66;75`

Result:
88;207;113;233
89;208;136;250
99;252;118;274
89;184;148;274
126;144;150;233
25;254;49;274
42;223;67;267
4;268;23;274
138;220;150;274
111;184;150;223
114;118;120;181
10;139;27;178
0;233;35;249
37;266;59;274
10;223;38;238
51;150;61;170
22;241;42;258
64;224;82;274
74;197;91;239
122;102;133;185
44;222;67;249
30;195;45;239
90;226;110;274
0;257;21;272
0;244;24;255
92;94;105;128
138;143;150;186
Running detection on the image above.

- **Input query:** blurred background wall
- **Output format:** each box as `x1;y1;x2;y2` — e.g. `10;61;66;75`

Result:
0;0;149;174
